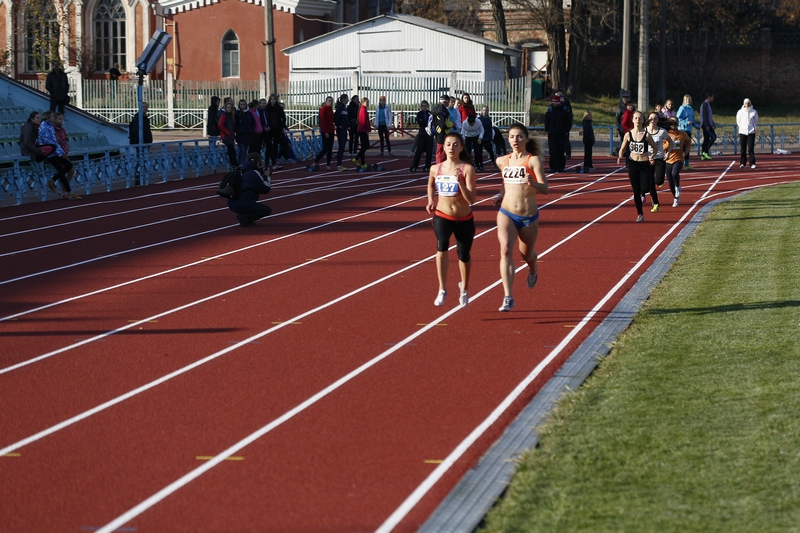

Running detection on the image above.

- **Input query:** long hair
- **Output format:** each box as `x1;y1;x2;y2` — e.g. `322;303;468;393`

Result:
507;122;542;158
443;132;472;164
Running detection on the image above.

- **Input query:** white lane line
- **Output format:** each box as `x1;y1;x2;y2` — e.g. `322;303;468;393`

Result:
90;191;627;533
0;171;416;257
0;174;425;285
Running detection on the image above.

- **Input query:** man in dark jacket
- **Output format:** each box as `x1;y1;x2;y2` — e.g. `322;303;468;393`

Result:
347;95;360;155
431;94;453;164
410;100;432;172
129;102;153;185
544;95;572;172
45;60;70;114
228;152;273;227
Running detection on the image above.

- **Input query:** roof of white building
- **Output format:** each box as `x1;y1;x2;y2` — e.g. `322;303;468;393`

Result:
282;13;521;57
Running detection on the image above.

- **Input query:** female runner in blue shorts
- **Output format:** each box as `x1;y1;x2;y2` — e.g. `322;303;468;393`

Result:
494;123;549;312
426;132;478;307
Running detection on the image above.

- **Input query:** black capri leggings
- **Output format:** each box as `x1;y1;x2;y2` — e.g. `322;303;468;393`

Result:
627;159;652;215
433;211;476;263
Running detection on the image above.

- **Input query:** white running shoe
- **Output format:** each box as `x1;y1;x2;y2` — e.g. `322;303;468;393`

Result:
458;282;469;307
434;290;447;306
498;296;515;312
751;164;756;169
672;198;679;207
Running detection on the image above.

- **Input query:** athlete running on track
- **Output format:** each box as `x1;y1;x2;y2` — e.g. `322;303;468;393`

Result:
618;111;658;222
494;123;549;312
426;132;478;308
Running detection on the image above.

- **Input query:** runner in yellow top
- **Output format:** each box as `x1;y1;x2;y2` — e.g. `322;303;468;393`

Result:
494;123;549;312
426;132;478;307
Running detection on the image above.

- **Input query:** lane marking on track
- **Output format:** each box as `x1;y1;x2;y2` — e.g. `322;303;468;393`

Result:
271;322;301;325
0;172;424;286
375;163;742;532
0;171;418;256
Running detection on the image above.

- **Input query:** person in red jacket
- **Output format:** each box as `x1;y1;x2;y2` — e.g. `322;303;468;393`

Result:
459;93;476;123
353;97;372;170
217;100;238;169
312;96;335;170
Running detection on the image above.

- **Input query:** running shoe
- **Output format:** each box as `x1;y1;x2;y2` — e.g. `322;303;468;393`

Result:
236;214;254;227
337;165;347;171
67;192;82;200
684;164;694;170
527;270;538;289
434;290;447;307
672;198;679;207
352;157;359;165
273;165;284;170
740;164;745;168
46;180;58;194
498;296;515;312
650;204;659;213
701;152;711;160
676;186;681;198
751;164;757;169
409;167;417;172
458;282;469;307
636;214;644;222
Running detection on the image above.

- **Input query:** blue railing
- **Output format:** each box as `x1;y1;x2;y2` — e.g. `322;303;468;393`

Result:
0;129;324;206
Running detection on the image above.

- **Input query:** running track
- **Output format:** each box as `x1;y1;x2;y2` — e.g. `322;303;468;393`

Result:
2;153;798;532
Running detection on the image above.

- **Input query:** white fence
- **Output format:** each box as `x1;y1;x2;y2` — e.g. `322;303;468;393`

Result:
22;72;531;130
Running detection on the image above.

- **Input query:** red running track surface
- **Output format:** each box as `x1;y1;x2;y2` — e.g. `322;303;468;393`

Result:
1;153;798;532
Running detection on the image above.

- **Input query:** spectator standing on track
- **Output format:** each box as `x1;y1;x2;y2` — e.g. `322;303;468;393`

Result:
19;111;44;163
494;123;549;312
227;152;273;227
615;94;631;143
665;117;691;207
426;132;478;308
555;91;573;160
617;111;659;222
431;94;454;164
353;97;372;170
247;100;263;154
313;96;336;170
334;94;350;171
459;93;476;124
373;96;393;156
410;99;433;172
736;98;758;169
448;97;462;133
256;98;271;156
347;95;360;156
461;113;484;171
581;110;595;172
477;106;495;168
39;110;79;199
217;100;238;169
544;95;569;173
234;99;255;167
700;93;717;160
45;60;69;114
676;94;697;170
206;96;221;137
264;94;287;171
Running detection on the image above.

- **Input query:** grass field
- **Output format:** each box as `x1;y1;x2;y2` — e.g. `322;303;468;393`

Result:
529;94;800;128
480;182;800;532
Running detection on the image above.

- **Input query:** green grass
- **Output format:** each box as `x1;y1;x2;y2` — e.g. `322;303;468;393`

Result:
480;182;800;532
530;94;800;127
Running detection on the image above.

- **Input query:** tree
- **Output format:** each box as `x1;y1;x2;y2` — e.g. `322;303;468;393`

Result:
396;0;447;23
489;0;513;80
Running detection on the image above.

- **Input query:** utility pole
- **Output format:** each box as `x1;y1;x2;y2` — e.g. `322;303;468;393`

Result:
637;0;649;112
620;0;631;99
264;0;277;96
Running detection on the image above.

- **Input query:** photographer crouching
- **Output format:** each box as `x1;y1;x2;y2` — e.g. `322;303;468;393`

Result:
228;152;273;227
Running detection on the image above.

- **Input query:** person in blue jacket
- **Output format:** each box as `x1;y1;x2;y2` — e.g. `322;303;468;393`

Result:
676;94;697;170
227;152;273;227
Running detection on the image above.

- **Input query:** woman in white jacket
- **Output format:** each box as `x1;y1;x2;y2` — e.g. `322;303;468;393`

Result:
736;98;758;169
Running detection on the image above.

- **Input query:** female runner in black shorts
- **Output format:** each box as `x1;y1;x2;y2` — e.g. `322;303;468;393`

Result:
426;132;478;307
617;111;659;222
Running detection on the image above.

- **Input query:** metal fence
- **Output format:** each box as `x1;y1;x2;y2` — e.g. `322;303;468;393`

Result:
22;74;530;130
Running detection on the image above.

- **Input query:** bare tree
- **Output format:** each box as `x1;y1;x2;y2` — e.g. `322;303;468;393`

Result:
398;0;447;23
489;0;513;79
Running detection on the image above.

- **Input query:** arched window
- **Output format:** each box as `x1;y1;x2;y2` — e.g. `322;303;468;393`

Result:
222;30;239;78
94;0;127;72
24;3;58;72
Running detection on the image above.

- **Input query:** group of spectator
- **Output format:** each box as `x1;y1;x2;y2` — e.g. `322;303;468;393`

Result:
206;94;297;173
19;109;80;199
